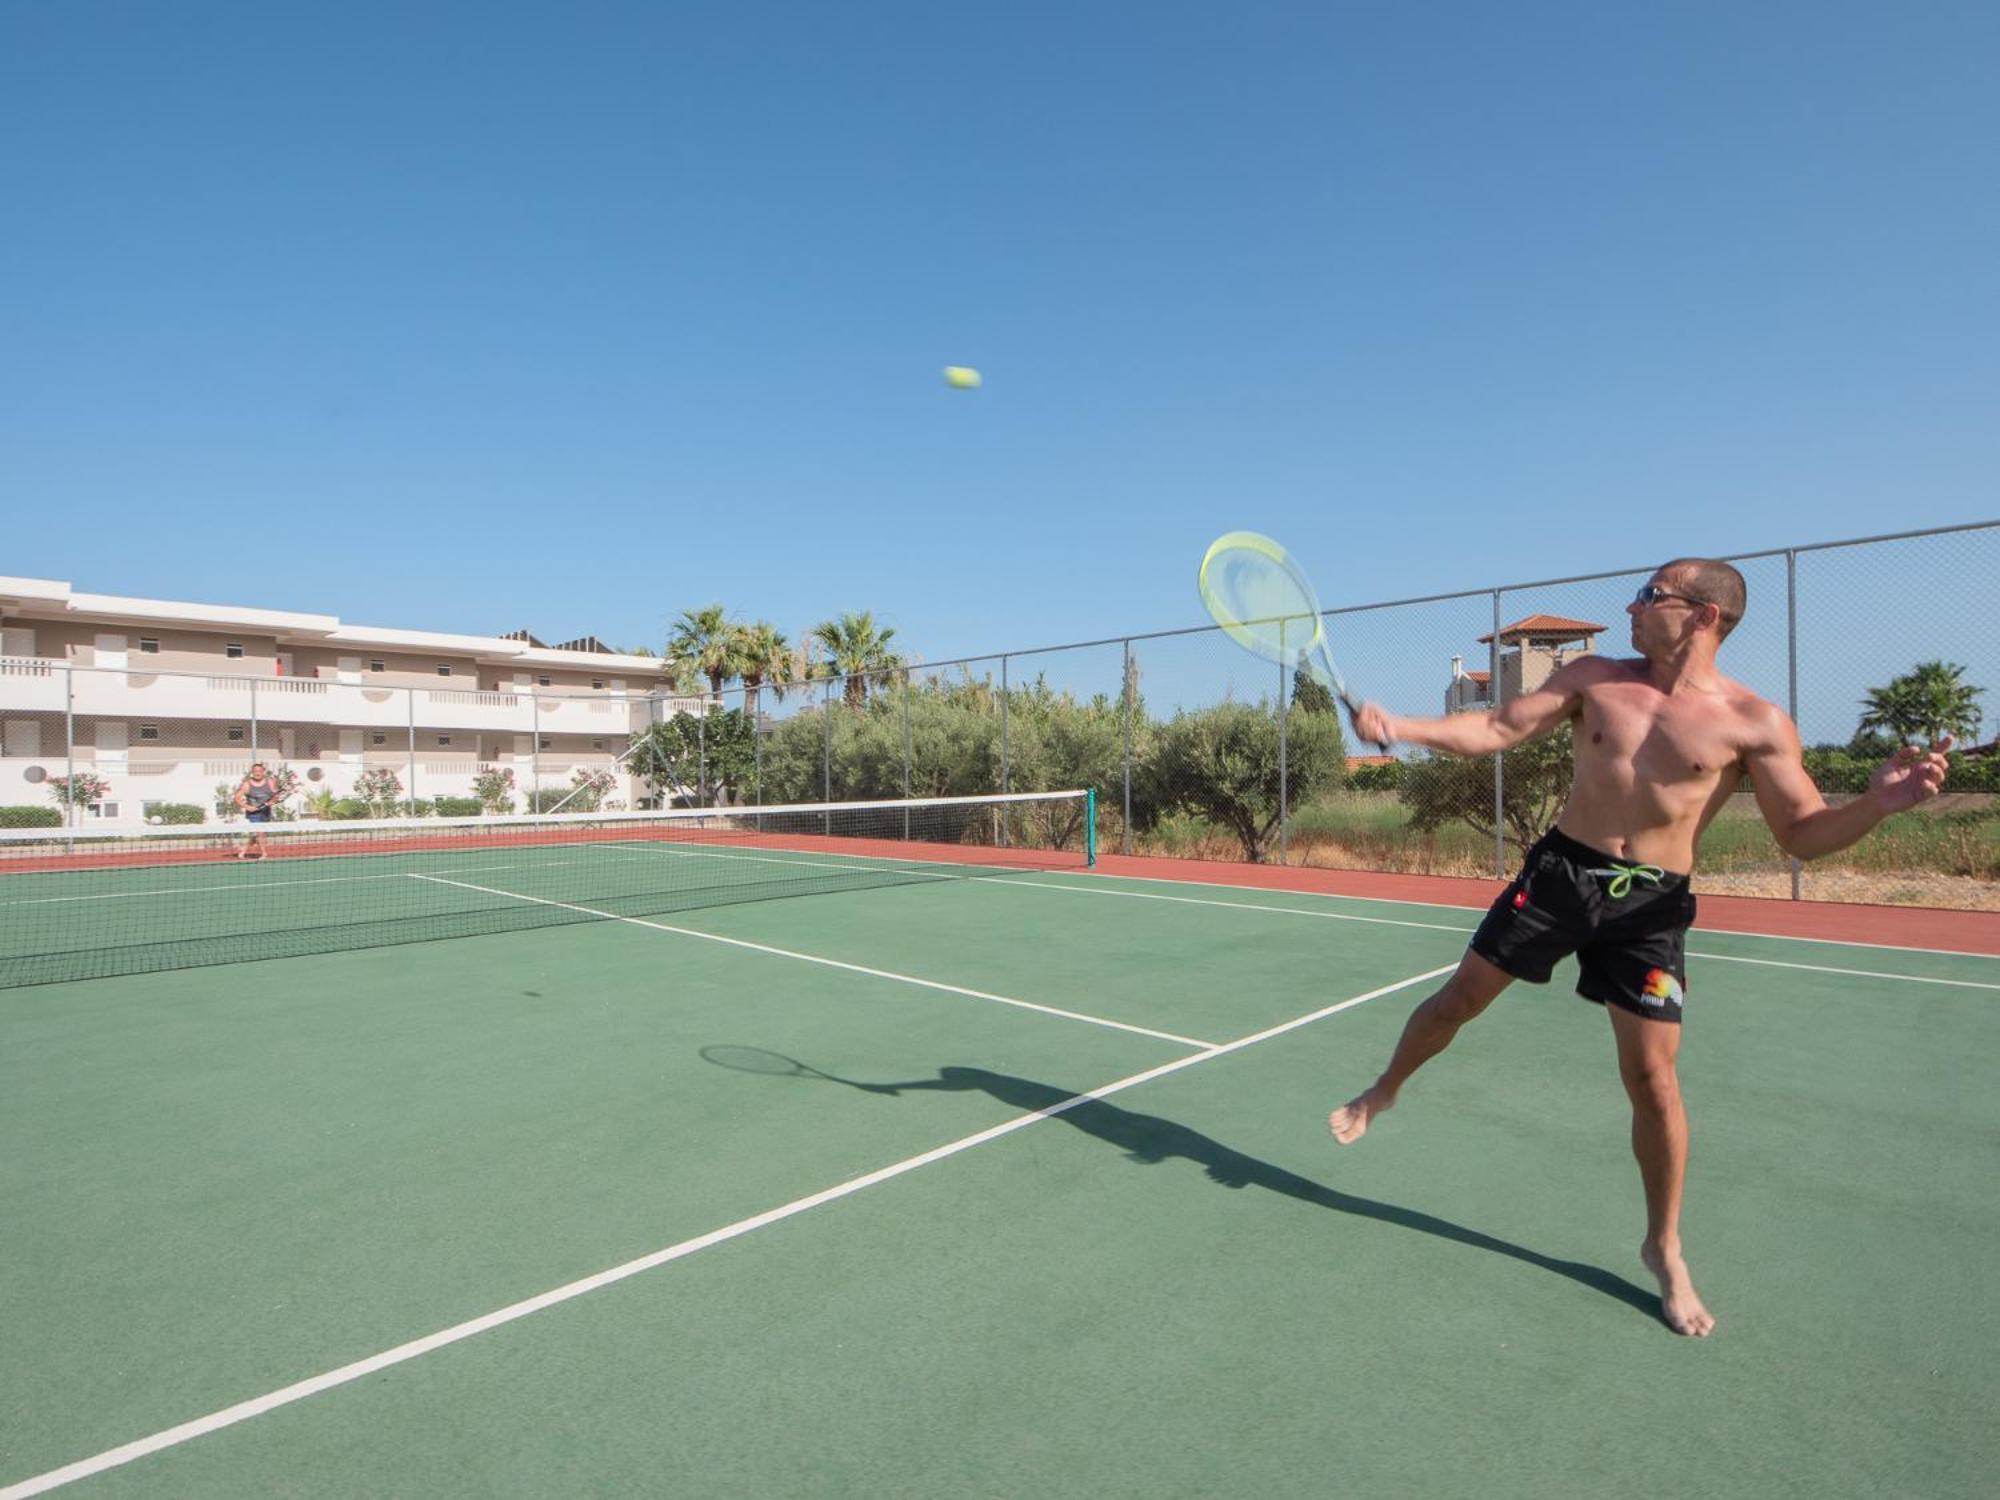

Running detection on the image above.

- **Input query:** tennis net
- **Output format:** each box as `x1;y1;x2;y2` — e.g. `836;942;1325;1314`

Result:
0;790;1095;988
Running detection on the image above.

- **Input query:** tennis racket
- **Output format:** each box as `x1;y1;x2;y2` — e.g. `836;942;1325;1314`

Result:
699;1045;901;1095
1198;531;1387;750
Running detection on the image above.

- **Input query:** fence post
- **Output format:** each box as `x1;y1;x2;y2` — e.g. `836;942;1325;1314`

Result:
532;693;541;810
1121;640;1133;857
999;655;1010;846
1277;621;1289;866
1787;548;1801;901
901;668;912;840
697;700;708;808
406;686;417;813
250;678;260;783
64;666;75;840
1491;589;1505;878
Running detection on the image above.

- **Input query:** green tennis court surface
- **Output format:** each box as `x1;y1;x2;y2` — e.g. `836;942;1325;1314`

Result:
4;854;1995;1496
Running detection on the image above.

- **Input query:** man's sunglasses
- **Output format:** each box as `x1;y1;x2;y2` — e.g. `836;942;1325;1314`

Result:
1633;583;1707;609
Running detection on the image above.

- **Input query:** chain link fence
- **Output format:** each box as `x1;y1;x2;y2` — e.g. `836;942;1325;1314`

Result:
3;523;1994;907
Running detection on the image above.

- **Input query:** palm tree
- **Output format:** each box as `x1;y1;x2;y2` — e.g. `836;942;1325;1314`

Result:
1858;661;1984;747
737;622;792;719
810;611;902;708
666;605;742;699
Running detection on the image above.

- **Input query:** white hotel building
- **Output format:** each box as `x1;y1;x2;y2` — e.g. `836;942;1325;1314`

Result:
0;576;696;824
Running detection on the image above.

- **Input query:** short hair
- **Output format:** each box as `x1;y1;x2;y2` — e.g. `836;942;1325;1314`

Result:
1660;558;1746;639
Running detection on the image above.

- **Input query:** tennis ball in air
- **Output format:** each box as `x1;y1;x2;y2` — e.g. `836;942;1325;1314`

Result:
942;366;982;390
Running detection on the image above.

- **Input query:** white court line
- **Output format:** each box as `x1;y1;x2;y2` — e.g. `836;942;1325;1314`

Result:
1068;865;2000;961
976;876;2000;992
407;873;1214;1049
586;838;2000;967
0;961;1453;1500
0;860;566;908
1689;952;2000;991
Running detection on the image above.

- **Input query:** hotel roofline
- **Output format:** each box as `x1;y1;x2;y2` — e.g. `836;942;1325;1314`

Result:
0;576;664;673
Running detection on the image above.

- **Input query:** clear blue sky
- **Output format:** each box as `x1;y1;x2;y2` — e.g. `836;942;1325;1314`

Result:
3;2;1995;674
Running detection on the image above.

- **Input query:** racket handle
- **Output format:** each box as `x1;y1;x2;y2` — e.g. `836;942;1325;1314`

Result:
1339;693;1391;753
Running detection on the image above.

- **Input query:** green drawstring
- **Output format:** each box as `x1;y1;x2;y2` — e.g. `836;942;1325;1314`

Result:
1589;862;1667;899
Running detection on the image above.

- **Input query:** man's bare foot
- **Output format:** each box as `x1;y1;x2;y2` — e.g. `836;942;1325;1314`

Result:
1641;1241;1716;1337
1327;1086;1394;1144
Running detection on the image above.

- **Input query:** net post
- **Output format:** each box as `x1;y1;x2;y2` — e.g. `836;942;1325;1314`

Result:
1085;788;1096;867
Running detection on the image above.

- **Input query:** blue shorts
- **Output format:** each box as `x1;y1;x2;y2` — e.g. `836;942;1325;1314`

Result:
245;808;272;824
1470;827;1694;1023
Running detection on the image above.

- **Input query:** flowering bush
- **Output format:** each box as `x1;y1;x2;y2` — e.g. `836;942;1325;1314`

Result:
472;766;517;813
353;767;405;816
48;771;112;811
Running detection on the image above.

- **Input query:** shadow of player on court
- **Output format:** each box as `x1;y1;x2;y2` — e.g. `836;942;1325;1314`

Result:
708;1050;1658;1322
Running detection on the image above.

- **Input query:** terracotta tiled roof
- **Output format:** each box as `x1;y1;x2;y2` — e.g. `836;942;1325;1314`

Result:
1346;755;1397;769
1477;614;1606;645
1461;670;1491;684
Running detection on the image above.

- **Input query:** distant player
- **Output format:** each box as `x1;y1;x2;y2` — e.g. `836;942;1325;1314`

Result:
233;763;279;860
1329;558;1950;1336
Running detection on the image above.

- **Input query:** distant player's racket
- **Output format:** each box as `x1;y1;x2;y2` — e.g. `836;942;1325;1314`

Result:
1198;531;1387;750
699;1045;900;1094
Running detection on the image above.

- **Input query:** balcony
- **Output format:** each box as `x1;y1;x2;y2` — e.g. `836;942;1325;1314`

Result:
0;663;685;739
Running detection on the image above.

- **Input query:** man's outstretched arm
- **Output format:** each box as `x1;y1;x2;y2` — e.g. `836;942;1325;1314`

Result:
1745;707;1952;860
1352;658;1596;759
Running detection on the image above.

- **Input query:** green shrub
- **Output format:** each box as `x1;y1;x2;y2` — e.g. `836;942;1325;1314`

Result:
143;802;205;825
526;788;587;812
0;805;62;828
330;799;370;820
431;797;483;817
1346;759;1405;792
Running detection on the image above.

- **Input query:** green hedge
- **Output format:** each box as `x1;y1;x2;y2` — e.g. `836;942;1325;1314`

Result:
143;802;206;825
1804;747;2000;794
432;797;483;817
0;805;62;828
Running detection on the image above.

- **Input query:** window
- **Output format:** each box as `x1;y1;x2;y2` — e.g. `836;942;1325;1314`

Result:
90;801;120;820
139;638;160;654
139;725;161;741
591;679;605;690
371;733;387;747
369;659;386;673
537;675;552;687
592;739;605;750
436;736;451;747
436;664;453;677
225;643;245;660
226;727;245;743
538;737;552;750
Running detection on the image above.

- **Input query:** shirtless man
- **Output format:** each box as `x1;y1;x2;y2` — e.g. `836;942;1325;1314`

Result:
1327;558;1951;1337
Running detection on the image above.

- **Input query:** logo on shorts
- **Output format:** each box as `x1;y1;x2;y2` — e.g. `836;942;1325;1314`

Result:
1511;890;1528;911
1639;969;1683;1010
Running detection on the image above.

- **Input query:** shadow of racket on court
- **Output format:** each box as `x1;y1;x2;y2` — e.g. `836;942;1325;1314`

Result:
702;1047;1659;1322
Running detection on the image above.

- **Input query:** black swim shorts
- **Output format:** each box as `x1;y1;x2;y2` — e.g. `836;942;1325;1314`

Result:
1470;827;1696;1023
